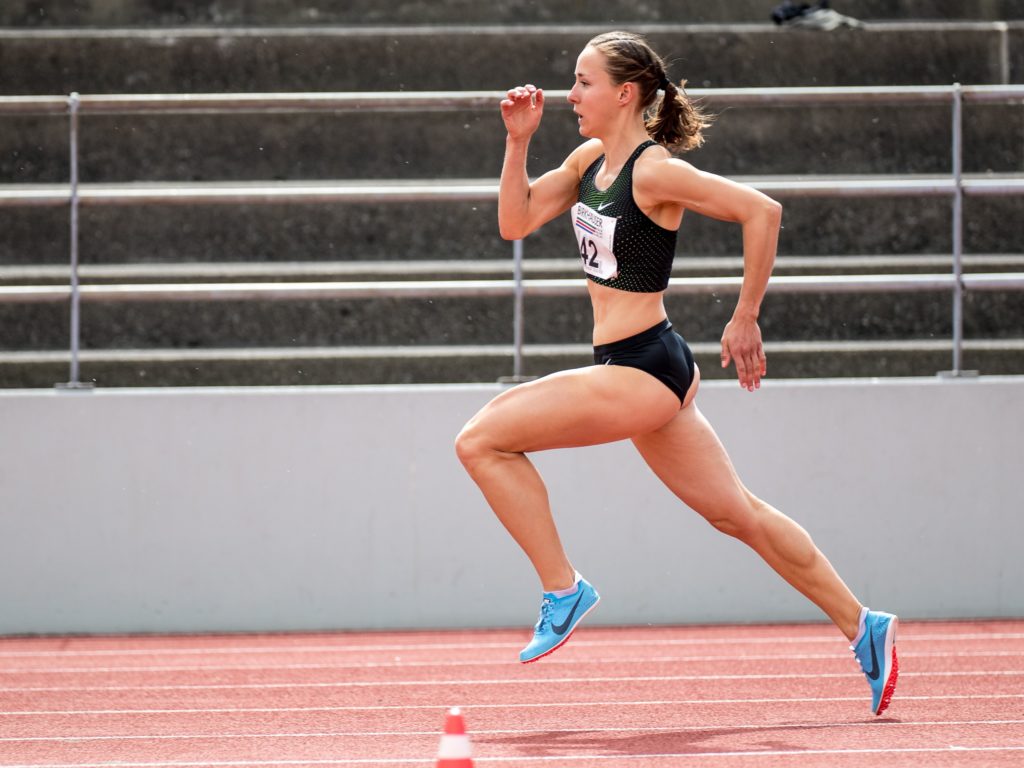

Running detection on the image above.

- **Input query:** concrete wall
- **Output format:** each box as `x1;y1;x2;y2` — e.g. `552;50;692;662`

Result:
4;1;1024;26
0;376;1021;636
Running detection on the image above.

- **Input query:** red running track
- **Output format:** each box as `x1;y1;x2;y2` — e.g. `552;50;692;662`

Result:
0;620;1022;767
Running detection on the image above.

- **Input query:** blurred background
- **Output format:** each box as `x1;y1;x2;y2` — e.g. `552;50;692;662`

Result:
1;0;1022;388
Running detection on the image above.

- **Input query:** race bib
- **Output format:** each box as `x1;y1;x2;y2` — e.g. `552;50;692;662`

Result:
571;202;618;280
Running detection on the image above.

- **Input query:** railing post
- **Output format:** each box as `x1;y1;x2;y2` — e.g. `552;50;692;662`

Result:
56;92;92;390
497;237;531;385
55;92;92;387
512;238;524;380
949;82;965;376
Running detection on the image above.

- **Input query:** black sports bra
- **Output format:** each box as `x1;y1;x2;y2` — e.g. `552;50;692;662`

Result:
571;140;678;293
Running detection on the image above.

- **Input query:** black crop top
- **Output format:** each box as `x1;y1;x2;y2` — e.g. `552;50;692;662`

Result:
571;140;678;293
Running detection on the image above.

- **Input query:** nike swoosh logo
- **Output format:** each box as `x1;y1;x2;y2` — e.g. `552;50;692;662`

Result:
866;633;881;680
597;202;613;211
551;591;586;635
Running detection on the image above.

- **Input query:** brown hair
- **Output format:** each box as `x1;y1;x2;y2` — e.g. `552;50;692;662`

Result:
587;30;711;153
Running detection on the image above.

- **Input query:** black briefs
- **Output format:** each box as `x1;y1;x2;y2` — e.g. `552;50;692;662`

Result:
593;318;695;405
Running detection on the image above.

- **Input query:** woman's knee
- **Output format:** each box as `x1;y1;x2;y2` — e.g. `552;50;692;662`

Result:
701;490;765;542
454;415;505;470
454;420;483;467
706;494;818;570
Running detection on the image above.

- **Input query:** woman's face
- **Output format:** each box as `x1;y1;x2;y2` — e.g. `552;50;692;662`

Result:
567;45;622;137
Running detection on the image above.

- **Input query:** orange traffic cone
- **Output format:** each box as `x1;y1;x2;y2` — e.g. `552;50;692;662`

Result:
435;707;473;767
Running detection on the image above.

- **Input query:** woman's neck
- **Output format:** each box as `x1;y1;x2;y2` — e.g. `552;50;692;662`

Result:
596;120;652;170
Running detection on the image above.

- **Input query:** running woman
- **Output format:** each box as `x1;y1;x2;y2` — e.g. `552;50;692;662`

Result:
454;31;898;715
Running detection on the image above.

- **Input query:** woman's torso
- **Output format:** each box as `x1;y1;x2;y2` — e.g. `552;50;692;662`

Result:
572;140;684;345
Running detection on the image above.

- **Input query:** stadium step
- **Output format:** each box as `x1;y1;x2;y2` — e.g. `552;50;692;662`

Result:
1;178;1020;266
3;99;1022;185
3;254;1024;286
3;1;1023;27
2;280;1021;347
0;22;1018;96
4;339;1022;389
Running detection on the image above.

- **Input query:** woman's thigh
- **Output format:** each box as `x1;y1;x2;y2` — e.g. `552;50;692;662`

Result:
630;404;751;522
462;364;682;454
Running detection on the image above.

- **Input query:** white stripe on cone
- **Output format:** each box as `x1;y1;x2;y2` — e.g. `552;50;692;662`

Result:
437;733;473;758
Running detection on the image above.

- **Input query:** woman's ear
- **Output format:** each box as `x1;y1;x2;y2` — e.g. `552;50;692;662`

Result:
618;81;637;106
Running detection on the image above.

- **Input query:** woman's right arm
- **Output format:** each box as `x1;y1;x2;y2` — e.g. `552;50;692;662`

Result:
498;85;588;240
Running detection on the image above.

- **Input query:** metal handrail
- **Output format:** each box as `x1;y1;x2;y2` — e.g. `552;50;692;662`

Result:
3;273;1023;304
2;175;1024;207
2;85;1023;114
2;85;1022;384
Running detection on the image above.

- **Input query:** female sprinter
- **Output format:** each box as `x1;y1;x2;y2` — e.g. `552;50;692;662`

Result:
455;31;898;716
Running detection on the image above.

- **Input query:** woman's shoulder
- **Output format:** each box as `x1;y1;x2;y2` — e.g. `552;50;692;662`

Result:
631;144;711;206
632;143;698;186
565;139;605;174
634;141;677;170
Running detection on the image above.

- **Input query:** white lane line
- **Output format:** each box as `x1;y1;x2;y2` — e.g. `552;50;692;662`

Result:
1;692;1021;717
1;649;1020;675
473;747;1024;763
479;747;1024;763
2;745;1024;767
1;669;1022;693
0;631;1020;659
3;719;1024;743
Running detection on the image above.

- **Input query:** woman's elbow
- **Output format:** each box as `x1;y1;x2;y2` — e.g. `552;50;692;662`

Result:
750;198;782;234
740;196;782;229
498;219;531;240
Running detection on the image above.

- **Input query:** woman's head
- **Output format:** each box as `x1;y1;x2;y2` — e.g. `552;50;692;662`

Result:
580;31;710;152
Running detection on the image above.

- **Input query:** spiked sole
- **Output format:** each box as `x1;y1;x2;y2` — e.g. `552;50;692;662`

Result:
875;644;899;715
874;616;899;716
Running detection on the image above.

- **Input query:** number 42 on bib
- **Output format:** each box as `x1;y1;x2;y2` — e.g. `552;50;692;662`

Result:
572;202;619;280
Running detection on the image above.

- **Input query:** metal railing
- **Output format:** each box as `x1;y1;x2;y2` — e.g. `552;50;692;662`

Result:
1;84;1023;385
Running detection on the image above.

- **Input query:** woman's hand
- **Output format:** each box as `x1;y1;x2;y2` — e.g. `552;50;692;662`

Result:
501;84;545;141
721;314;767;391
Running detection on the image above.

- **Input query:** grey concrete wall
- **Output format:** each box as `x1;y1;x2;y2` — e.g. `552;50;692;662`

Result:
1;25;1015;95
4;1;1024;26
5;103;1022;185
0;376;1021;636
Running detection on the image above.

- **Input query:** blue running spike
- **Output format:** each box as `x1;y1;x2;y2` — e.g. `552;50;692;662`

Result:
519;577;600;663
851;610;899;715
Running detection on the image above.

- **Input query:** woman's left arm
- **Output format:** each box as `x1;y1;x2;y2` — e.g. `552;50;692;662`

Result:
636;157;782;391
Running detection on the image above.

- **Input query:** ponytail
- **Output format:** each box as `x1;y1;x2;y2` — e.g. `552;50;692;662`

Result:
646;78;711;153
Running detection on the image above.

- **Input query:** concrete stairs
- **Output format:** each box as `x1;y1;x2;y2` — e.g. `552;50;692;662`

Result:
1;2;1022;387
